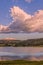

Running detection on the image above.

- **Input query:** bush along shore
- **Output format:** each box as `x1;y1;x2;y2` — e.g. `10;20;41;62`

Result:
0;38;43;47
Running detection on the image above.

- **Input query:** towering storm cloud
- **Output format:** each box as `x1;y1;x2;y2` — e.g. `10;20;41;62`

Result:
0;6;43;33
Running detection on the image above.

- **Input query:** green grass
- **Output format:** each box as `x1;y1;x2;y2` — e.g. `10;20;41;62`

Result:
0;60;43;65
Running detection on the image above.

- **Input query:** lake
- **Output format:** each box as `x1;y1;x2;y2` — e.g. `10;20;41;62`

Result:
0;47;43;56
0;47;43;61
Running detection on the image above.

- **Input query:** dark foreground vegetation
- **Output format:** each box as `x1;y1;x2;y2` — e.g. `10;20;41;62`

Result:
0;60;43;65
0;38;43;47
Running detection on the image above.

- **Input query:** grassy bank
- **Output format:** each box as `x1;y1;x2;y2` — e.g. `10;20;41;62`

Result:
0;60;43;65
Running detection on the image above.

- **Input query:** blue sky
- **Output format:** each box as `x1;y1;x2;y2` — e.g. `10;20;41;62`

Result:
0;0;43;40
0;0;43;25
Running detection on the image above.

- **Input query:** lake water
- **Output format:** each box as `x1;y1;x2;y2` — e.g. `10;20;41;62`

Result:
0;47;43;56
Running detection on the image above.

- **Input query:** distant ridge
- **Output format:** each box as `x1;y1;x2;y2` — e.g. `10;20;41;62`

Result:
0;38;16;40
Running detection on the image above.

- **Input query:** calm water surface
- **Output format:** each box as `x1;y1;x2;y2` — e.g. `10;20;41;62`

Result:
0;47;43;56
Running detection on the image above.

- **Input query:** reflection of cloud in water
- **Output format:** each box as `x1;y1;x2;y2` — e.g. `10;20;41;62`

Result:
0;52;43;57
0;47;43;57
30;52;43;56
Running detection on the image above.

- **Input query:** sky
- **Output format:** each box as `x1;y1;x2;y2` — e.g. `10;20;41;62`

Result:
0;0;43;40
0;0;43;25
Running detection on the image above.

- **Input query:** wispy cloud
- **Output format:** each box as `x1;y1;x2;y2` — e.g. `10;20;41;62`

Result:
12;0;33;3
25;0;33;3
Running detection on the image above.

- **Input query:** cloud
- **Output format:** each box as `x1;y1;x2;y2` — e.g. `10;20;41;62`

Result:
9;6;32;33
0;25;8;31
28;10;43;32
0;6;43;33
10;6;31;20
9;7;43;33
25;0;33;3
12;0;33;3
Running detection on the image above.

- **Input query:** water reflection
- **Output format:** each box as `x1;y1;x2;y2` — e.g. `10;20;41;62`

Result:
0;47;43;57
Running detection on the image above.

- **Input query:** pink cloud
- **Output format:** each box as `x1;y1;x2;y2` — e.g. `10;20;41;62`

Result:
9;6;43;32
0;6;43;33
